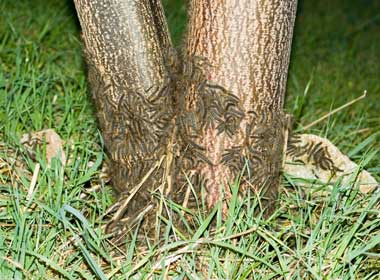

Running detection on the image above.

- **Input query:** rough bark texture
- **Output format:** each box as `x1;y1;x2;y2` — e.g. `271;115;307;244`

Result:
73;0;175;218
185;0;297;212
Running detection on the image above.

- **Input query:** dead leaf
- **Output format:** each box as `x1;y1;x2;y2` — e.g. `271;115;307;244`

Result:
285;134;378;193
21;129;66;167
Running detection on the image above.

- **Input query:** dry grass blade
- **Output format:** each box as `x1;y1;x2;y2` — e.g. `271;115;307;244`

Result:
26;163;40;202
151;238;204;271
0;256;30;278
107;156;165;227
302;91;367;130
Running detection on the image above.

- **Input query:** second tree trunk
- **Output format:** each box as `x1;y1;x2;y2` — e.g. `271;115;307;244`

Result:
184;0;297;212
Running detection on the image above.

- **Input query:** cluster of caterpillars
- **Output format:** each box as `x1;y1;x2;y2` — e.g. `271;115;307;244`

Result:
287;134;343;173
86;47;287;228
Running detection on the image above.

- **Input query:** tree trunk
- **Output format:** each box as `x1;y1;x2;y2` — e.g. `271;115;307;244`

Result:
73;0;297;233
185;0;297;212
73;0;177;221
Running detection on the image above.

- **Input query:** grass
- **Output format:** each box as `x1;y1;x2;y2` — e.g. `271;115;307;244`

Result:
1;0;380;278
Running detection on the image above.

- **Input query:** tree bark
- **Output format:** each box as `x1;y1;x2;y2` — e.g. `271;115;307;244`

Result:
185;0;297;212
73;0;175;217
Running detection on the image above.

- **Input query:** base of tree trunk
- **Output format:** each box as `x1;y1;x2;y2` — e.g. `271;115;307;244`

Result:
99;132;378;244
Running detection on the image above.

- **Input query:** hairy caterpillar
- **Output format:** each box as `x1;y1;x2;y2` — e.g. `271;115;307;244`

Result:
287;134;343;173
